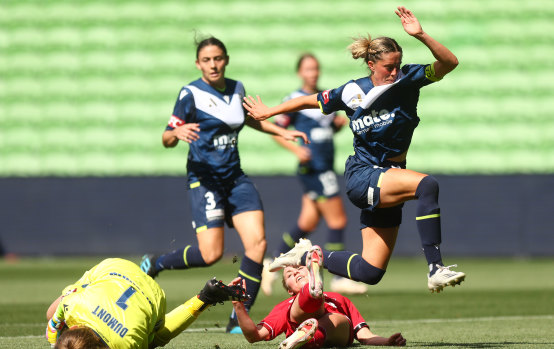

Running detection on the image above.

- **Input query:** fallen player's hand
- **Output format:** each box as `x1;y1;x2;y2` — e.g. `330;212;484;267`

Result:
228;277;248;303
45;315;66;347
387;332;406;346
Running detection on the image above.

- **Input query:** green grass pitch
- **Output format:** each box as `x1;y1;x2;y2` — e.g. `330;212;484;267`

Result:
1;256;553;348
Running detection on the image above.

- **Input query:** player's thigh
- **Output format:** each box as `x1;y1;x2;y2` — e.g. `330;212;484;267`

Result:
378;168;427;207
297;194;320;232
232;210;266;262
318;313;352;347
196;227;225;264
360;225;399;269
316;195;347;229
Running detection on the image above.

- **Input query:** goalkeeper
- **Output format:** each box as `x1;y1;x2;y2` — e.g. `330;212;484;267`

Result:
45;258;248;349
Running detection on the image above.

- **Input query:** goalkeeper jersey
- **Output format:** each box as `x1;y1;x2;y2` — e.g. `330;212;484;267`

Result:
54;258;166;349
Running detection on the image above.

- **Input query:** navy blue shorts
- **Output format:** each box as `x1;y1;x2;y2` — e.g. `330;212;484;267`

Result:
187;173;263;232
298;167;340;201
344;157;406;228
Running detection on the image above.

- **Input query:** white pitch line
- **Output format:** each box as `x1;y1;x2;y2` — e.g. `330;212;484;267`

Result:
3;315;553;339
369;314;554;325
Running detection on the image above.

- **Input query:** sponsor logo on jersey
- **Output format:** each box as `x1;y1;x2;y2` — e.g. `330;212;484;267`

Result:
351;109;395;134
322;90;330;104
168;115;185;128
213;131;238;150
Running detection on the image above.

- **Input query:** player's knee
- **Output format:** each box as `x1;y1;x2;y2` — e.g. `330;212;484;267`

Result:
200;248;223;265
415;175;439;198
353;259;386;285
244;236;267;256
327;215;347;230
416;175;440;214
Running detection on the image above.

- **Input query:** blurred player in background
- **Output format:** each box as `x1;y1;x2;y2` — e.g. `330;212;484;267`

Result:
243;7;465;293
262;53;367;296
45;258;248;348
140;36;308;333
232;246;405;348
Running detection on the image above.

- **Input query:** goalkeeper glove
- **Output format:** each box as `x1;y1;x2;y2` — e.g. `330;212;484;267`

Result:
45;314;66;347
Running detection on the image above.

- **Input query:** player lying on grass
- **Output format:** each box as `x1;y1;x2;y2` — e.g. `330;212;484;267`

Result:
45;258;248;349
231;246;406;348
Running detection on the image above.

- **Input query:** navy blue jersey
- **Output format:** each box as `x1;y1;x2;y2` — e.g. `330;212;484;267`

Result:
274;89;337;172
167;78;247;181
317;64;439;166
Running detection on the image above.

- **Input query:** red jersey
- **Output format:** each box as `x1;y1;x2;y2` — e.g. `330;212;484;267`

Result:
258;292;368;344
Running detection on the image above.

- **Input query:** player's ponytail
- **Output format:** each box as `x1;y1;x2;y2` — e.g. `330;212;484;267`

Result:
348;35;403;64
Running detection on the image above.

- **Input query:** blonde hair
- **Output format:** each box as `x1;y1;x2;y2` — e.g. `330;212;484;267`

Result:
348;35;402;64
55;326;108;349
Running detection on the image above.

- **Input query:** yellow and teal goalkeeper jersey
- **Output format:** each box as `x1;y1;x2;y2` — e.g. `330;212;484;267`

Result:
56;258;166;349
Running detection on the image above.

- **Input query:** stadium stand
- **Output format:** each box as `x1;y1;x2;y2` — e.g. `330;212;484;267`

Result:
1;0;553;175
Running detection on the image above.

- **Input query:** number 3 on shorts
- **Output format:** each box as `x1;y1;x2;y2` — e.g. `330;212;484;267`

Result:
205;191;216;210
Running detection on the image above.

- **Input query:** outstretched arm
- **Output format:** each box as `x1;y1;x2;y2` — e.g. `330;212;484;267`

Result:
229;278;271;343
356;327;406;346
243;94;319;121
395;6;458;78
245;117;309;144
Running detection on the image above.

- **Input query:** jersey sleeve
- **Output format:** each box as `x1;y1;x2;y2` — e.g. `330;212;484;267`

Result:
166;87;195;130
316;82;351;115
258;300;291;340
342;295;369;338
401;64;442;88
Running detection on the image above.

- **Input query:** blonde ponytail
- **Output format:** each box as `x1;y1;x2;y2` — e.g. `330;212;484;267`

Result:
348;35;403;64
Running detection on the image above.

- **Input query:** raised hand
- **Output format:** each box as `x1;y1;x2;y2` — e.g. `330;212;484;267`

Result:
395;6;423;37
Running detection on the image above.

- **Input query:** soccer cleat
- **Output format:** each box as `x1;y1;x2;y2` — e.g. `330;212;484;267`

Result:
279;318;318;349
427;264;466;293
261;258;277;296
198;278;250;305
330;276;368;295
140;254;159;278
306;245;324;299
268;238;313;272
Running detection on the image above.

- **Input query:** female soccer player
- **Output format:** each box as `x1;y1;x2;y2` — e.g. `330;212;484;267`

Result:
262;53;367;296
243;7;465;292
232;246;406;348
45;258;248;348
139;36;308;332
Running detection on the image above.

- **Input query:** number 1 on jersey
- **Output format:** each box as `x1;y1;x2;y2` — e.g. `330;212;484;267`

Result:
116;286;136;310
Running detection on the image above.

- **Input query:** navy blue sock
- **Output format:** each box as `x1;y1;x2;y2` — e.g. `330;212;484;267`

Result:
155;245;208;271
415;175;444;275
325;251;385;285
274;224;309;257
324;228;345;252
233;256;263;313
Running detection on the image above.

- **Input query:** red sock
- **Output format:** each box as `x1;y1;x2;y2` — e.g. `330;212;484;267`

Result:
297;283;323;313
303;326;326;349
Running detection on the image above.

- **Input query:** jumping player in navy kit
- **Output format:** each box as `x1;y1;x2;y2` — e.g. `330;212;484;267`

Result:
244;7;465;293
140;36;308;333
261;53;367;296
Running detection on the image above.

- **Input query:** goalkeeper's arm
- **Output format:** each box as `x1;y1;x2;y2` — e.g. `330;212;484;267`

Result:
45;296;66;347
